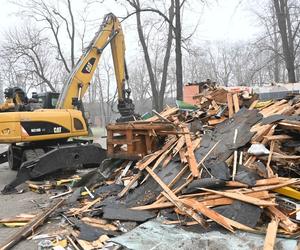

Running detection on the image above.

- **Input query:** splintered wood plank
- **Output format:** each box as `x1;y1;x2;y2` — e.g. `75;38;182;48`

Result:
162;154;172;167
192;137;201;151
227;93;234;118
173;136;185;155
69;198;100;216
200;188;276;206
146;107;179;122
131;201;174;210
279;120;300;132
263;218;279;250
179;148;188;163
167;165;189;189
266;140;275;178
180;192;273;211
140;140;178;184
263;135;292;141
223;217;257;232
211;100;220;111
232;93;240;113
183;127;199;177
81;217;117;231
118;172;142;198
145;166;207;227
259;100;286;117
154;187;274;211
226;178;280;188
251;125;273;142
181;198;234;232
261;124;276;145
266;206;298;233
251;178;300;192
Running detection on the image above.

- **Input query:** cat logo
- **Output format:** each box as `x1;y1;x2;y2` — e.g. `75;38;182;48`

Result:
54;127;62;133
82;58;96;74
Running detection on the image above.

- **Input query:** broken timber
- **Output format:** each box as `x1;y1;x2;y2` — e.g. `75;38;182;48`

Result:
0;199;64;250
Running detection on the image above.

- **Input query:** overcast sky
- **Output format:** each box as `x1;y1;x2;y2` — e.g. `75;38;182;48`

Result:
0;0;259;42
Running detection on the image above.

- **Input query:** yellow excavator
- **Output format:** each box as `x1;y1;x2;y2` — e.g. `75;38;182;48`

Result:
0;13;137;193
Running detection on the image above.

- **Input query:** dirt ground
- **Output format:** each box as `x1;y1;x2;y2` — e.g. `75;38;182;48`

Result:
0;145;51;249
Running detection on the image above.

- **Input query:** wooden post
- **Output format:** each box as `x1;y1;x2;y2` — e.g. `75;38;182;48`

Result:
227;93;234;118
232;93;240;113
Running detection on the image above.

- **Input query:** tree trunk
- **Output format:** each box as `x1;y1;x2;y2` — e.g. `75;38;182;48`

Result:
273;7;280;82
158;0;174;111
175;0;183;100
273;0;296;83
135;0;159;110
67;0;75;68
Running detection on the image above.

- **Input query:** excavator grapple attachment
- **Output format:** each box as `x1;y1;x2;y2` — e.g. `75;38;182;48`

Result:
2;143;106;194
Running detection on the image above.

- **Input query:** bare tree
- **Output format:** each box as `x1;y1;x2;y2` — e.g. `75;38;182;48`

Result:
0;25;57;92
124;0;175;111
273;0;298;82
174;0;183;100
11;0;78;72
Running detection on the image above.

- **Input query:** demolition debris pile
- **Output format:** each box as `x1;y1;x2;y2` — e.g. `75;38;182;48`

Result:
1;86;300;249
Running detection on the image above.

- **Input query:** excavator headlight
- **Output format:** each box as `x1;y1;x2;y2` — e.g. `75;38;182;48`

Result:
1;128;10;135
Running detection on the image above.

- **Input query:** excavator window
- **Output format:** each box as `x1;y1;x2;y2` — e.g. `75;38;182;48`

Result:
74;118;84;130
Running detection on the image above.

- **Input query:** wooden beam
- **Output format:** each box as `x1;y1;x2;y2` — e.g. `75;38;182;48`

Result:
266;140;275;178
0;199;64;250
118;172;142;198
232;93;240;113
226;177;280;188
200;188;276;206
146;107;179;122
266;206;297;233
181;198;234;232
263;218;279;250
183;127;199;177
227;93;234;118
263;135;292;141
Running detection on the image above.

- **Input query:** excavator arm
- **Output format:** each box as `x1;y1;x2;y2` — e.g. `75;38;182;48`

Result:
56;13;136;121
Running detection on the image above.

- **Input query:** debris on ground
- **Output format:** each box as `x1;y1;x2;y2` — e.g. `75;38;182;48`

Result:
1;86;300;249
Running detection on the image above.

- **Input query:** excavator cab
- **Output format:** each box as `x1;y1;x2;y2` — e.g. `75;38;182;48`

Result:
31;92;60;109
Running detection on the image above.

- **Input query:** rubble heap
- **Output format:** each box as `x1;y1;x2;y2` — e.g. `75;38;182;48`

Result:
1;87;300;249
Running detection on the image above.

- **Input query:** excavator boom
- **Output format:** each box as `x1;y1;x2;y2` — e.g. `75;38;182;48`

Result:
57;13;135;120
